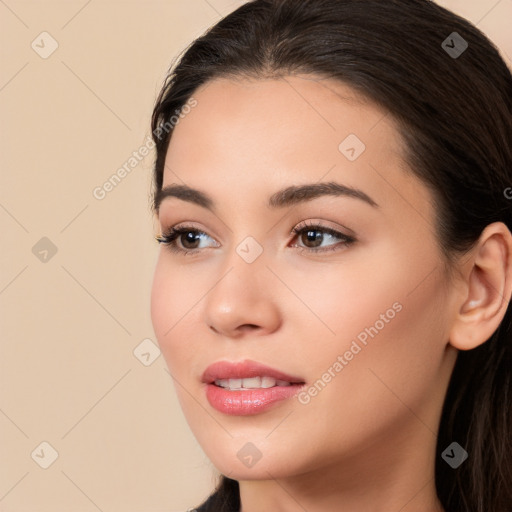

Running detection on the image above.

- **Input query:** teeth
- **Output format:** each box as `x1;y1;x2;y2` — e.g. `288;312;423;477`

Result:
229;378;242;389
214;376;292;390
261;376;276;388
241;377;262;388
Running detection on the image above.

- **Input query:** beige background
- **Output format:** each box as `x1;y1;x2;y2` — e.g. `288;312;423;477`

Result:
0;1;511;511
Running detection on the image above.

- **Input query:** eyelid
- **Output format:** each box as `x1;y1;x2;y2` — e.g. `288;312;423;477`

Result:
158;221;216;242
290;219;354;237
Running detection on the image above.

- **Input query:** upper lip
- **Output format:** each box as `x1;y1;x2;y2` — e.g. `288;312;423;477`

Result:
201;359;305;384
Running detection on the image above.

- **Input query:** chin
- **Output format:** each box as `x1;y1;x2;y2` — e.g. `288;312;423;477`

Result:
213;457;296;481
202;441;314;481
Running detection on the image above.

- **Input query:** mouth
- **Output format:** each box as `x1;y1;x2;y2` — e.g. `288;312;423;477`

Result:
202;359;306;415
213;376;296;390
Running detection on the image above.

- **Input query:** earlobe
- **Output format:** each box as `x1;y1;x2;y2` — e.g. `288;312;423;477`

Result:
449;222;512;351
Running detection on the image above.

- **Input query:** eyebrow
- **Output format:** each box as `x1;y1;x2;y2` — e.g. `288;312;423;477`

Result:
154;181;379;213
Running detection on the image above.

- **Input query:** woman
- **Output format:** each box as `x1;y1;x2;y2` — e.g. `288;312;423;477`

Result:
149;1;512;510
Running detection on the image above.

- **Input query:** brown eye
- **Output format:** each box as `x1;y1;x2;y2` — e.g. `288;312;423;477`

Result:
180;230;202;249
300;229;324;248
156;226;219;254
291;223;356;253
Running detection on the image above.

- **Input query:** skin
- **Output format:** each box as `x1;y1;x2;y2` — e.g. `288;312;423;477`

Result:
150;75;512;512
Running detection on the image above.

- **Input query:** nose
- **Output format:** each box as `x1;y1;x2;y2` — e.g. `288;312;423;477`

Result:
203;251;282;339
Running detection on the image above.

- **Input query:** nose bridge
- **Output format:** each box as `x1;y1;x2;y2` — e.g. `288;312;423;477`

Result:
211;232;268;306
203;234;281;336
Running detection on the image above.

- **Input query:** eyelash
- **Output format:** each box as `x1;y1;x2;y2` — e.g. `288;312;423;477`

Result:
155;221;356;256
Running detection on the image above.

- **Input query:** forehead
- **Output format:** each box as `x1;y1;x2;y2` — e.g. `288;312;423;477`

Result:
164;75;403;175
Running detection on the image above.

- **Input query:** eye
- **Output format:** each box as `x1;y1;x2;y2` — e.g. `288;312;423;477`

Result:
290;221;356;253
155;225;219;255
156;221;356;256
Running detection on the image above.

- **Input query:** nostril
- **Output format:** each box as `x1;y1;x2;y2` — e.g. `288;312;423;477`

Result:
240;324;260;331
208;323;260;335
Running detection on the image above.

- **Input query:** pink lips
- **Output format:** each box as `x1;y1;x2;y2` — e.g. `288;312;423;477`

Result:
202;359;306;416
201;359;305;384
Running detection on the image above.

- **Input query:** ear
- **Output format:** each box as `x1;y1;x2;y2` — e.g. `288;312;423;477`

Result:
449;222;512;351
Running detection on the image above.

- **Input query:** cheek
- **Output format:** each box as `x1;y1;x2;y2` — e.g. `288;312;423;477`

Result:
286;239;449;397
274;254;404;351
150;255;225;396
150;256;173;341
150;260;210;438
150;256;197;368
296;260;449;427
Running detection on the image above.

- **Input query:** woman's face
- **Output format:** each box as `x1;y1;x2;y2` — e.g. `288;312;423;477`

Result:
150;76;459;480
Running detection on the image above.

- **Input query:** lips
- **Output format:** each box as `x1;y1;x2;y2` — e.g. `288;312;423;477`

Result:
201;359;305;385
202;360;306;416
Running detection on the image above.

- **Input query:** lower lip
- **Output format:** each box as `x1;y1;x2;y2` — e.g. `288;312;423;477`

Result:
205;383;305;415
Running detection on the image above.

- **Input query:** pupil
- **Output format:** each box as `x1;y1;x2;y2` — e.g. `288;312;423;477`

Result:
303;229;322;247
183;231;199;249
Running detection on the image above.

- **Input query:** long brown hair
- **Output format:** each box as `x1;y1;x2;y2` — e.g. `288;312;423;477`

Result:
150;1;512;510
